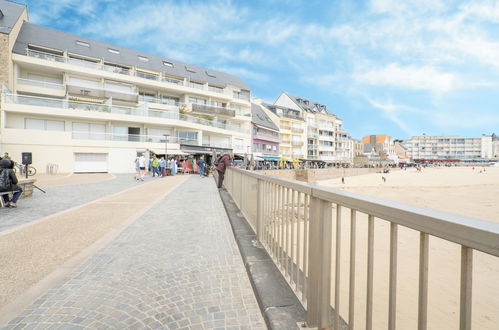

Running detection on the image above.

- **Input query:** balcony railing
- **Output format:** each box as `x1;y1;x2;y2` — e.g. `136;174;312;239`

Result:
17;78;65;90
24;49;233;96
2;93;243;132
292;140;304;146
191;103;235;117
253;131;280;141
292;127;304;133
224;168;499;329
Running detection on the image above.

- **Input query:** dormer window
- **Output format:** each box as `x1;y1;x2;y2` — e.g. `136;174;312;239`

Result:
206;71;216;78
138;55;149;62
163;61;173;68
108;48;120;54
75;40;90;48
185;66;196;73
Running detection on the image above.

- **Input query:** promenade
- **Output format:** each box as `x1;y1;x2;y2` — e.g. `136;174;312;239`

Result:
0;175;266;329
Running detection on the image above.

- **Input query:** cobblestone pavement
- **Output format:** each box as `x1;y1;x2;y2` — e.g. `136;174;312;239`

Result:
0;174;161;232
2;176;266;330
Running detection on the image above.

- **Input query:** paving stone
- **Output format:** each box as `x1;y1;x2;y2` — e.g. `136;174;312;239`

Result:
3;177;266;329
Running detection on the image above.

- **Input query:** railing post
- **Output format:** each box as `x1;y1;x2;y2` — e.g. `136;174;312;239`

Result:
306;195;332;328
256;178;264;243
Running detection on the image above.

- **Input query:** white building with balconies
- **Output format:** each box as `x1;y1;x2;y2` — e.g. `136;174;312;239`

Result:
0;1;252;173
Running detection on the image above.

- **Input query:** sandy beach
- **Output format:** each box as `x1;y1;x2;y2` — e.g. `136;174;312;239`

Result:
317;166;499;330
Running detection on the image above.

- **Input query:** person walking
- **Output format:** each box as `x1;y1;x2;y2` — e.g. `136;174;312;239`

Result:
197;157;205;178
151;156;159;177
138;154;146;181
216;153;232;189
0;159;23;207
158;157;166;177
134;157;140;180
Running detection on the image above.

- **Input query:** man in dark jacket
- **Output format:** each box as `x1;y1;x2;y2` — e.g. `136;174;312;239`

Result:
216;153;232;189
0;159;22;207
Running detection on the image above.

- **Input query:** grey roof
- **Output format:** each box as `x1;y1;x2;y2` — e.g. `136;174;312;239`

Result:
285;92;329;114
0;0;25;34
251;103;279;131
12;22;250;90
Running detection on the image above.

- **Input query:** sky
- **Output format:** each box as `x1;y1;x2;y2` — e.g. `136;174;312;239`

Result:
19;0;499;140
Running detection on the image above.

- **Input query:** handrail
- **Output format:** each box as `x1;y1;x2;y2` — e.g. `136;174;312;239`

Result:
224;167;499;329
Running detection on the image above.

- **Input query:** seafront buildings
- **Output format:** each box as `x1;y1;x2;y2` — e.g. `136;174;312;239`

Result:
250;103;280;162
0;1;252;173
403;134;494;161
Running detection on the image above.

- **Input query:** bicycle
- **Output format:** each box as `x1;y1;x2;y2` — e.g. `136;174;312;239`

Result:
13;163;37;176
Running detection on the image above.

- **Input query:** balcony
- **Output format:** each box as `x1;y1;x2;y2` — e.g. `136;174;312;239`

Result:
280;125;292;131
292;140;304;146
291;127;304;133
2;93;244;133
66;81;139;102
308;144;319;149
16;78;66;98
253;131;280;142
17;78;64;90
191;103;235;117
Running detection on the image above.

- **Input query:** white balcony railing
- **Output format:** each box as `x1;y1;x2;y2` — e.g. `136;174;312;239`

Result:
2;93;243;132
25;49;232;96
17;78;65;90
224;168;499;329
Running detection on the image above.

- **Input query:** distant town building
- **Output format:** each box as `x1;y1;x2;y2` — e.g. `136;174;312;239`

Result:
362;134;395;161
403;134;494;161
394;140;409;163
250;103;280;161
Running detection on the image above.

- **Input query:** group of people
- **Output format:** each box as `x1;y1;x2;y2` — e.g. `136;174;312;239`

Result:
0;152;22;208
134;155;180;181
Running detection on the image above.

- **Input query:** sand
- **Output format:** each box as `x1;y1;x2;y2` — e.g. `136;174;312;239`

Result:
317;166;499;330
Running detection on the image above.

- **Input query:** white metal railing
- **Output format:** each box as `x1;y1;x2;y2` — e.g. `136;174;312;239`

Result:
2;93;243;132
224;168;499;330
17;78;65;90
72;131;185;144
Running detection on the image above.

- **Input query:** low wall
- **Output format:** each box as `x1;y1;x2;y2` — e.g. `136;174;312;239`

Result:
260;168;385;183
18;178;36;199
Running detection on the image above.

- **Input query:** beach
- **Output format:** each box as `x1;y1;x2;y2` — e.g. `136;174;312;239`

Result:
317;166;499;330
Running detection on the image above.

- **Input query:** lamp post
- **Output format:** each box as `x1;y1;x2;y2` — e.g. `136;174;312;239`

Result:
164;134;170;158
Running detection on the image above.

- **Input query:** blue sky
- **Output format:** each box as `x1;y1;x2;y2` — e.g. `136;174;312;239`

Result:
20;0;499;140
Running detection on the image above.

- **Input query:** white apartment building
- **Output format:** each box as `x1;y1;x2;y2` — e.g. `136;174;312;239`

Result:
403;134;494;161
0;1;252;173
273;93;351;163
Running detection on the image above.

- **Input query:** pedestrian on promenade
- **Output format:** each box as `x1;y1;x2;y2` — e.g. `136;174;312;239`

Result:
171;158;177;175
0;159;23;207
216;153;232;189
197;157;205;178
3;152;11;160
341;177;345;184
158;157;166;177
151;155;159;177
134;157;140;180
138;154;146;181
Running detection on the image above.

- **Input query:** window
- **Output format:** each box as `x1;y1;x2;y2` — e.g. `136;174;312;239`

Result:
208;85;223;93
185;66;196;73
25;118;65;131
138;56;149;62
75;40;90;47
72;122;106;140
108;48;120;54
206;71;216;78
189;97;207;105
163;61;173;67
177;131;198;144
160;95;180;105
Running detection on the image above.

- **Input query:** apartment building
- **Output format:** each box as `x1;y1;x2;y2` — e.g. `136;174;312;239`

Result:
403;134;494;161
262;102;307;160
250;103;279;161
0;1;252;173
273;92;351;163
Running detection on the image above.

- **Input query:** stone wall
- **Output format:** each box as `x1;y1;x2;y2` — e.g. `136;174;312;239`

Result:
259;167;387;184
18;178;36;198
0;33;9;88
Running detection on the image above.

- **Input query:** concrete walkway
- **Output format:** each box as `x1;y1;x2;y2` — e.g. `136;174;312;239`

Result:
0;176;266;329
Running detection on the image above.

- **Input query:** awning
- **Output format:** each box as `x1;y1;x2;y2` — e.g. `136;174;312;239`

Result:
254;156;264;161
153;149;188;156
262;156;280;161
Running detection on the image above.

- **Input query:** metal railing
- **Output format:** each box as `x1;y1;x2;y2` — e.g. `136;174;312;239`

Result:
17;78;65;90
2;93;243;132
224;168;499;330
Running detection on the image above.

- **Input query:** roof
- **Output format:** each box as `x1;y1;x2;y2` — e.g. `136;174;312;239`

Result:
12;22;250;90
285;92;329;114
251;103;279;131
0;0;25;34
362;134;392;144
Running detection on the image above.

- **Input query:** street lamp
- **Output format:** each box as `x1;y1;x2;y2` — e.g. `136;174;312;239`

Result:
164;134;170;158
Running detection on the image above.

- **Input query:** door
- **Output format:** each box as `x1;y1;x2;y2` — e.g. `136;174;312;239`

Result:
74;153;108;173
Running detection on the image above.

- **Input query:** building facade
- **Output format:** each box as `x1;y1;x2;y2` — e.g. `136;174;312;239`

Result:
250;103;280;161
403;134;494;161
273;92;351;163
0;1;252;173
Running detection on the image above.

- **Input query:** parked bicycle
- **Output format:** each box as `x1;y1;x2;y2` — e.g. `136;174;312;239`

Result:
13;163;37;176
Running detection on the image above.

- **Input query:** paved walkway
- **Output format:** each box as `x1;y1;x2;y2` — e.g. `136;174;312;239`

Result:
0;174;153;232
1;176;266;329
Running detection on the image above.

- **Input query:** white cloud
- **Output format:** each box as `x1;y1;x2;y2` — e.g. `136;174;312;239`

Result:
365;97;420;135
354;63;457;94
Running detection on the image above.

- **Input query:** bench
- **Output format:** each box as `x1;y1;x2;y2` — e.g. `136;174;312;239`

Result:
0;191;21;208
